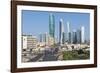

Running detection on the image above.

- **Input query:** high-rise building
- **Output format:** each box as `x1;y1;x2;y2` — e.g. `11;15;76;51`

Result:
81;26;85;43
39;33;49;46
49;13;55;38
39;34;45;43
68;32;72;44
67;22;71;43
59;19;64;44
39;33;43;42
44;32;49;45
72;30;77;44
67;22;70;33
77;29;81;44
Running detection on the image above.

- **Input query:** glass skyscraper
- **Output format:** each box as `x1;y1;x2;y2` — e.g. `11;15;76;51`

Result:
72;30;77;44
77;29;81;44
49;13;55;38
39;34;45;42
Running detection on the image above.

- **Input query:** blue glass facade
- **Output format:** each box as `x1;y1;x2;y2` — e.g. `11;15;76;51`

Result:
49;14;55;38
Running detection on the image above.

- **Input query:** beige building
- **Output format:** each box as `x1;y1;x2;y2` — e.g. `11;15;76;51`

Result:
48;35;55;46
22;35;38;50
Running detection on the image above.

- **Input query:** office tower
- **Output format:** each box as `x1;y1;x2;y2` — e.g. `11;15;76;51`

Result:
81;26;85;43
59;19;64;44
67;22;71;43
39;34;43;42
77;29;81;44
63;32;66;43
67;22;70;33
69;32;72;43
39;33;49;45
72;30;77;44
39;34;44;43
44;32;49;45
49;13;55;38
59;19;61;44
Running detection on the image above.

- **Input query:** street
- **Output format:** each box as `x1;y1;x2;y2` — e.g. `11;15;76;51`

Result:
28;48;59;62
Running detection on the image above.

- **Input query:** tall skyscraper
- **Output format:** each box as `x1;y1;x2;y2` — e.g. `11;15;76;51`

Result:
39;33;49;46
49;13;55;38
44;32;49;45
81;26;85;43
77;29;81;44
69;32;72;43
39;33;43;42
59;19;64;44
67;22;70;33
67;22;71;43
39;34;45;43
72;30;77;44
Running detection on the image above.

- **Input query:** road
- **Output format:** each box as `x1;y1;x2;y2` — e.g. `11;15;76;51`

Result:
28;48;59;62
43;49;57;61
28;53;43;62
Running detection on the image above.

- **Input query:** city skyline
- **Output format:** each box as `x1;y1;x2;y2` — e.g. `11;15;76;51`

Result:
22;10;90;41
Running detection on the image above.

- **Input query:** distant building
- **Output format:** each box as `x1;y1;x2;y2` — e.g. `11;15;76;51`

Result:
59;19;65;45
39;34;43;42
68;32;72;44
81;26;85;43
22;35;37;50
77;29;81;44
48;35;55;46
72;30;77;44
39;33;55;46
67;22;70;33
39;33;49;46
44;33;49;45
67;22;71;44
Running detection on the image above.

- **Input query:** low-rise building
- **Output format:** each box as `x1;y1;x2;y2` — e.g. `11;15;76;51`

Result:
22;35;38;51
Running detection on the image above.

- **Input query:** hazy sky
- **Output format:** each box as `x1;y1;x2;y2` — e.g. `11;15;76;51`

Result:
22;10;90;40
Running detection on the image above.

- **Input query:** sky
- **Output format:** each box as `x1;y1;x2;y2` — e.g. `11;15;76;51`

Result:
22;10;90;40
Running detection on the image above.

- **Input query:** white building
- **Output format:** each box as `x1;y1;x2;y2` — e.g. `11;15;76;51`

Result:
67;21;70;33
22;35;37;50
81;26;85;43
